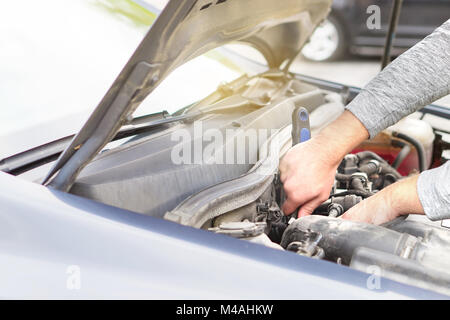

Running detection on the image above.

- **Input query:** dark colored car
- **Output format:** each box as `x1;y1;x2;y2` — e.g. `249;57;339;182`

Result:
301;0;450;61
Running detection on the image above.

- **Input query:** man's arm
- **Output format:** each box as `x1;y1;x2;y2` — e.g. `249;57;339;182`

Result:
280;19;450;220
342;161;450;224
341;175;425;225
346;19;450;138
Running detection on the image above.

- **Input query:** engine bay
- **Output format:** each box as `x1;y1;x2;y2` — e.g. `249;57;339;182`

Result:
205;149;450;295
67;71;450;295
5;70;449;296
161;72;450;295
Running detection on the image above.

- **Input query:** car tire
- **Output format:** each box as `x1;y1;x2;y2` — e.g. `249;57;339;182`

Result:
301;15;347;62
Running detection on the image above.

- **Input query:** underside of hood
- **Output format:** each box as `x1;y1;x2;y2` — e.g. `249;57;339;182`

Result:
43;0;332;191
159;0;332;69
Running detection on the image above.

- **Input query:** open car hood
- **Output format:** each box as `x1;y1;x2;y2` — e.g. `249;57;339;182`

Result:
43;0;332;191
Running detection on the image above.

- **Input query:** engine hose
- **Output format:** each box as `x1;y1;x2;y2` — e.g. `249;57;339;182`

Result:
358;159;402;179
359;161;379;176
335;173;353;181
315;195;362;214
383;173;398;188
334;174;372;198
391;140;411;170
380;162;402;179
392;131;427;172
331;189;374;198
356;151;387;164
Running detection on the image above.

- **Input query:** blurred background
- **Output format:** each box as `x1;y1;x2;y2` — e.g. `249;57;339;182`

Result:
244;0;450;107
1;0;449;157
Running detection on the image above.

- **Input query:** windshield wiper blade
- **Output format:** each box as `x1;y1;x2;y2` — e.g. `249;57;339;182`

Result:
117;111;201;139
1;111;201;176
0;135;73;176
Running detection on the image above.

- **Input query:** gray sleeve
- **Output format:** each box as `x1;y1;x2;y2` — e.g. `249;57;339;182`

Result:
345;20;450;221
345;19;450;138
417;161;450;221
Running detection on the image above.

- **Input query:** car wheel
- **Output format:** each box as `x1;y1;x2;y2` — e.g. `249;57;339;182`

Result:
301;15;347;62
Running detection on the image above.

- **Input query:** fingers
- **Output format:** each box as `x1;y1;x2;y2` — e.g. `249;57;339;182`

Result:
281;181;308;214
282;197;299;215
282;188;327;216
298;197;324;217
279;159;291;183
279;170;287;184
279;142;336;217
282;196;323;217
278;159;287;179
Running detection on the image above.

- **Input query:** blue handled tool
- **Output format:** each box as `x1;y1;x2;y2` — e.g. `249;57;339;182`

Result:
282;106;311;220
291;106;311;145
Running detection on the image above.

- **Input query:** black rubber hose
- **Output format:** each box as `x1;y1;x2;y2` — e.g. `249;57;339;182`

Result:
315;195;362;214
391;140;411;170
359;162;379;176
356;151;387;164
379;162;402;179
331;189;374;198
392;131;427;172
356;151;403;178
335;173;353;181
383;173;398;188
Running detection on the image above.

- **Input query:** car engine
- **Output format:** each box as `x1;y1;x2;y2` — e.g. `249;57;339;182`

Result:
8;70;448;296
205;148;450;295
156;73;450;296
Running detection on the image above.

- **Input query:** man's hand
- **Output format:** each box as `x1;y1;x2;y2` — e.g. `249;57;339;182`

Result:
279;110;369;216
279;139;340;216
342;175;425;225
